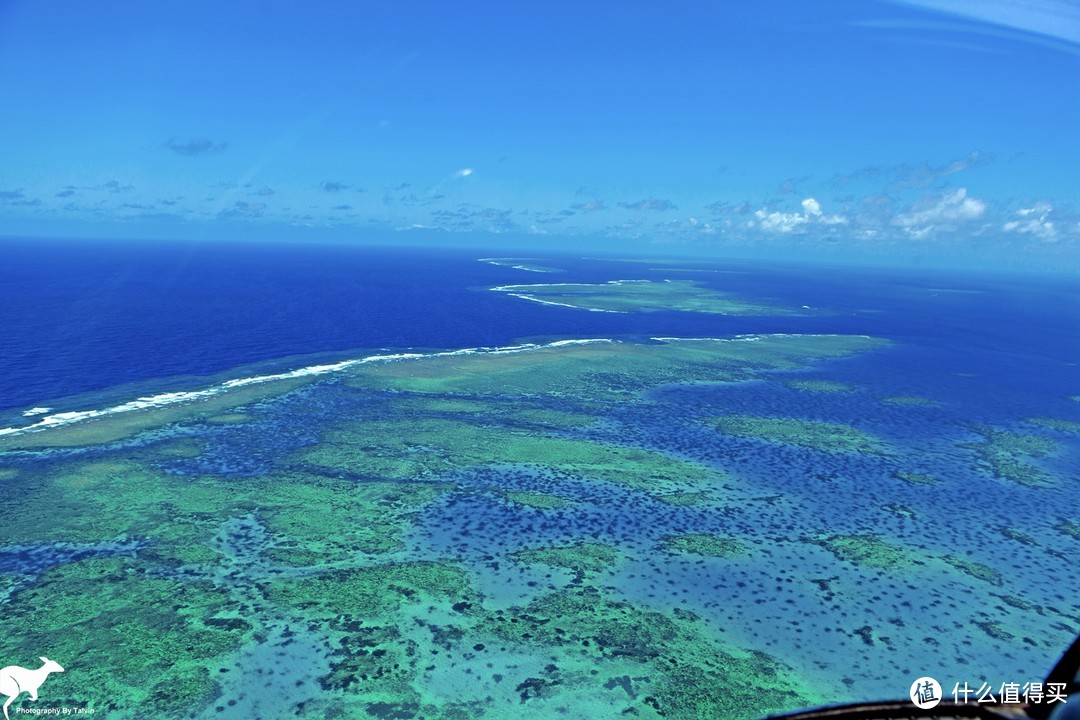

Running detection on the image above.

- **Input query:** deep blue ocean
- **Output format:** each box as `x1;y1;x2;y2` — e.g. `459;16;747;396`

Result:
3;237;1077;428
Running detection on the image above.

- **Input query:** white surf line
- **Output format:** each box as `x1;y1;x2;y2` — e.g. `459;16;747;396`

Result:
0;339;618;438
544;339;614;348
478;258;552;273
478;257;556;272
492;280;657;314
503;293;626;313
491;283;572;291
745;332;877;339
649;333;878;342
490;279;654;291
650;335;765;342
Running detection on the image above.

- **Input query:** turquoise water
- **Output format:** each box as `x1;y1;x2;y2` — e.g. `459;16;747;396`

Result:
0;246;1078;718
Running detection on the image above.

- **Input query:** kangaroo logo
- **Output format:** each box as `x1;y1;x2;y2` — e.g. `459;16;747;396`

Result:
0;658;64;719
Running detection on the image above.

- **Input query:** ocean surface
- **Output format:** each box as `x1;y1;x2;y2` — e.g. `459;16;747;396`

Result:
1;238;1079;718
3;238;1076;423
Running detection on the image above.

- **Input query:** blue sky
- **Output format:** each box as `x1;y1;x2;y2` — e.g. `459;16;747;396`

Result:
1;0;1078;267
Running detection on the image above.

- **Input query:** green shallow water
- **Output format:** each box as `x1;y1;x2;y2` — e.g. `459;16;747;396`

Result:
1;335;1077;719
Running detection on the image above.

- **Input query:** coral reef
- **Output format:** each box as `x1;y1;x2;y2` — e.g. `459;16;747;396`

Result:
804;534;919;571
349;336;887;402
997;526;1038;546
1054;520;1080;541
509;542;625;577
663;533;747;557
713;416;887;455
0;556;243;715
881;396;939;407
500;490;574;510
473;584;820;719
943;555;1004;586
960;426;1060;487
5;331;1006;718
892;470;940;486
1027;417;1080;433
490;279;800;316
652;491;712;506
783;379;855;393
301;416;714;490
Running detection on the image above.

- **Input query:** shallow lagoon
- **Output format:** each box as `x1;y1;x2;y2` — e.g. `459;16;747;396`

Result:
490;279;803;315
1;251;1078;719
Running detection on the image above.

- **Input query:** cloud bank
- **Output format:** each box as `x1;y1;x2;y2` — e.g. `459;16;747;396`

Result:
752;198;848;233
893;187;986;237
1003;202;1057;240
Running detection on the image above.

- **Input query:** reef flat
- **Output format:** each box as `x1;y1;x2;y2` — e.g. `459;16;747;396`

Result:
712;416;888;455
346;335;880;400
783;379;857;394
1;331;1078;718
490;279;801;315
960;425;1062;487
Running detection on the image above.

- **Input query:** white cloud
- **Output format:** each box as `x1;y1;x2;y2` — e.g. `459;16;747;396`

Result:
754;208;809;233
455;168;473;178
753;197;847;233
1003;201;1057;240
893;188;986;236
1017;202;1051;217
